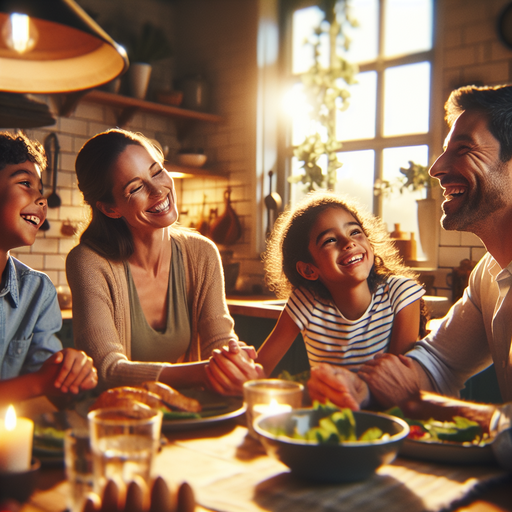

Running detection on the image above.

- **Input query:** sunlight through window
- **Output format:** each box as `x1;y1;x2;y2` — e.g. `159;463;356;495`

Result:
285;0;435;265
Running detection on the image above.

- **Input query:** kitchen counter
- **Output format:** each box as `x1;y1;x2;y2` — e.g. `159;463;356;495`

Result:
226;294;451;320
226;296;284;320
60;295;450;322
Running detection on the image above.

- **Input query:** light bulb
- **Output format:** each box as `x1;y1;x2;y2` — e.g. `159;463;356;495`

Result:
2;12;38;54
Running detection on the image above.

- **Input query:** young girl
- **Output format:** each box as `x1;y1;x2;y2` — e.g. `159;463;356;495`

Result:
256;191;427;377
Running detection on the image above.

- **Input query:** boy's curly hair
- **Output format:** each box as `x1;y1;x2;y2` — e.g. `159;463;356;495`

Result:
263;191;419;300
0;131;47;172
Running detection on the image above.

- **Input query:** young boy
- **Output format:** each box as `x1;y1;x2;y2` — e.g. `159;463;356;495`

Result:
0;131;97;407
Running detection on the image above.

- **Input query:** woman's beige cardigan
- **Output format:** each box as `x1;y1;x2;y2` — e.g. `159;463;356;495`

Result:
66;228;237;389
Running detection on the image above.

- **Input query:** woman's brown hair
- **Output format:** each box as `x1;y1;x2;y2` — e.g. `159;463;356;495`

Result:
75;129;164;261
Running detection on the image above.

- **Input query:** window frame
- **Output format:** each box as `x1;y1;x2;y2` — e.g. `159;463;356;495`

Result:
277;0;441;224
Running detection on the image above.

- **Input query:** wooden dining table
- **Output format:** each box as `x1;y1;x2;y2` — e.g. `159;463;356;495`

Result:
15;398;512;512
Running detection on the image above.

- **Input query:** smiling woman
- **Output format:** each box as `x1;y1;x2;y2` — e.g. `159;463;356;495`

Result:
65;129;254;394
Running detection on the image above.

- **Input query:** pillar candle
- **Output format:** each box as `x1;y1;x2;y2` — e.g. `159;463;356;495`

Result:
0;405;34;472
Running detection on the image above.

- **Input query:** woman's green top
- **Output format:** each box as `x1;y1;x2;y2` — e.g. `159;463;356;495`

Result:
125;239;191;363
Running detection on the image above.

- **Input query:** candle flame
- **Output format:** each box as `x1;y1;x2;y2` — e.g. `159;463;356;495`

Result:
268;399;280;412
5;405;17;430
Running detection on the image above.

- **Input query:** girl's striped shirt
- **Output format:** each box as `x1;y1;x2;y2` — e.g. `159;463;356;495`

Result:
285;276;425;370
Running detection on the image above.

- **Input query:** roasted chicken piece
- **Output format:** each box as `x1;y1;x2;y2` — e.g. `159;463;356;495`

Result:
89;382;202;414
141;381;202;413
90;386;171;412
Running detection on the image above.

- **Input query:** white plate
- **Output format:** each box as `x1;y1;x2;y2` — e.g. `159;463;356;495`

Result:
76;389;244;432
399;437;495;464
160;389;244;432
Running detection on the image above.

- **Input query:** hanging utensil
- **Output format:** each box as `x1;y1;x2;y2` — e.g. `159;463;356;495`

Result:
43;132;61;208
196;194;210;237
210;187;242;245
264;170;282;238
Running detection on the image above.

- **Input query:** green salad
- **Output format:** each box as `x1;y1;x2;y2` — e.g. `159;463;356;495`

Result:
386;406;486;445
265;402;389;444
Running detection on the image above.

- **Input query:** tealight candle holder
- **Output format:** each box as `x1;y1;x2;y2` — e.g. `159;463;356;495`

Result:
243;379;304;439
0;458;40;503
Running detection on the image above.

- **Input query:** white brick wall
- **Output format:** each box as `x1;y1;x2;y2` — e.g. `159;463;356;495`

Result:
428;0;512;300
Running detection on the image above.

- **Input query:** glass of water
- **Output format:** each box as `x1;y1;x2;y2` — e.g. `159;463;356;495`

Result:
64;428;94;512
87;406;163;496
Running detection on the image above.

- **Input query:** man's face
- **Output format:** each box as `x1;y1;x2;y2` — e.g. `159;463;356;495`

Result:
429;110;512;233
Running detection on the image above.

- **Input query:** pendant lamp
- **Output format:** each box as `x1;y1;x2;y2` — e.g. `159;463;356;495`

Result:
0;0;129;94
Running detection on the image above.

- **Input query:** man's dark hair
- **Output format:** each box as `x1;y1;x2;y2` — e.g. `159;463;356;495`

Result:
0;131;47;171
445;84;512;162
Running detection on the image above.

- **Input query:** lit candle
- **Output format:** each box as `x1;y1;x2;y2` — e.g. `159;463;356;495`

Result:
0;405;34;472
253;398;292;416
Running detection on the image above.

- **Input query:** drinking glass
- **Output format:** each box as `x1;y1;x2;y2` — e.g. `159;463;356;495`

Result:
64;428;94;512
88;407;162;495
243;379;304;438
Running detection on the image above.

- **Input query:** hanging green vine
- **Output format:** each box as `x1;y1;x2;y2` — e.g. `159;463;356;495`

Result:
288;0;359;191
373;161;438;200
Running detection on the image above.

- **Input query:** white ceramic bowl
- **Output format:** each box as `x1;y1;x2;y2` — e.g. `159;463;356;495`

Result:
254;408;409;482
177;153;207;168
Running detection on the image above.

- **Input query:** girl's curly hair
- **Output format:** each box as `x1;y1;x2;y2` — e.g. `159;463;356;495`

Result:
263;191;419;301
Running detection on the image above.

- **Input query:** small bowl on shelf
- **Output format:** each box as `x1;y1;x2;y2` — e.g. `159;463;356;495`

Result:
176;153;207;168
156;90;184;106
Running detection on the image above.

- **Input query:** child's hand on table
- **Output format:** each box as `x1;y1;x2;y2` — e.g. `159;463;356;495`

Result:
39;348;97;395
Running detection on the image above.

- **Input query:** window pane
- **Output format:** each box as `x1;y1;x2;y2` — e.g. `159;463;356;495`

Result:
336;71;377;141
384;0;433;58
286;82;312;146
383;62;430;136
381;146;429;259
290;150;375;213
292;6;326;74
345;0;378;63
334;150;375;211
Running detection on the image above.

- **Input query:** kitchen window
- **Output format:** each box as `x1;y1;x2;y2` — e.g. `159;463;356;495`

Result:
281;0;436;264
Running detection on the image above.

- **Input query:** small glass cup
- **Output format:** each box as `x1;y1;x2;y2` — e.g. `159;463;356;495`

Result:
87;407;162;496
64;428;94;512
243;379;304;438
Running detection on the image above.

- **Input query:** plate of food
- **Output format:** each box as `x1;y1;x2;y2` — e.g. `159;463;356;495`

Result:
80;382;245;432
387;407;495;464
32;411;67;466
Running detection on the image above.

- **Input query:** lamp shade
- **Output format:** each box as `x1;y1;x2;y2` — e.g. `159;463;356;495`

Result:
0;0;129;93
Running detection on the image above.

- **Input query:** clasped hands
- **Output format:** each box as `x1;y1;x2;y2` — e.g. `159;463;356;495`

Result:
308;354;422;410
39;348;97;396
204;343;421;407
205;340;265;395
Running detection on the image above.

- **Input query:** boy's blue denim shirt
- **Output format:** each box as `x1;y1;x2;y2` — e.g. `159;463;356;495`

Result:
0;256;63;380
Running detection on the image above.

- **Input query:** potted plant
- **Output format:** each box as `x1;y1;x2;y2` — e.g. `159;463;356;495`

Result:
123;22;173;99
374;160;440;266
288;0;359;191
373;160;438;199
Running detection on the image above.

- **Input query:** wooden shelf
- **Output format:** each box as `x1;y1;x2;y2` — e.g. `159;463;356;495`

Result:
57;89;223;130
54;89;227;179
165;163;227;179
